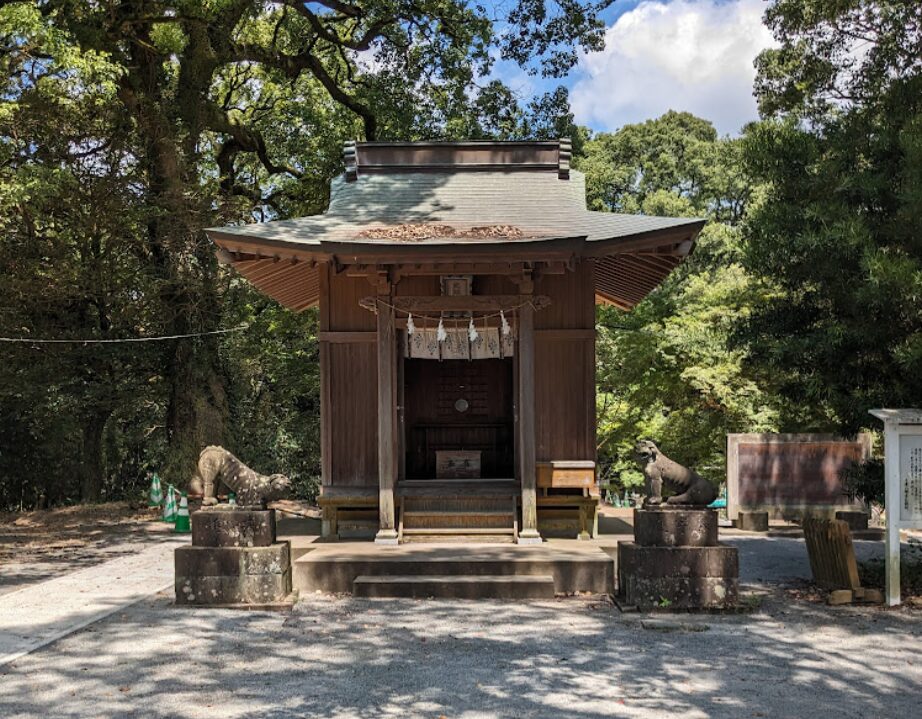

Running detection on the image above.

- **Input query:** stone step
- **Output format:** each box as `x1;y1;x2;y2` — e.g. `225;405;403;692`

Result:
353;574;555;599
293;545;615;594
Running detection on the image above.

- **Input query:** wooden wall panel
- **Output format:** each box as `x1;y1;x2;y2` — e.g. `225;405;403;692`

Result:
535;262;595;329
475;275;518;295
534;337;595;461
329;273;376;331
327;342;378;486
533;260;596;462
396;275;440;296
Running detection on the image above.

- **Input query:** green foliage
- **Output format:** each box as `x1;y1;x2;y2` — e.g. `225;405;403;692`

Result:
741;0;922;433
842;458;885;508
583;113;780;493
860;540;922;594
0;0;613;509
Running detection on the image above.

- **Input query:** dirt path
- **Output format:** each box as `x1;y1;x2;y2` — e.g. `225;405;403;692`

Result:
0;503;173;596
0;536;188;666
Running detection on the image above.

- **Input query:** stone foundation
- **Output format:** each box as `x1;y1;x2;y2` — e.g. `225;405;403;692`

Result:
633;508;717;547
835;510;869;531
191;507;277;547
735;511;769;532
176;507;292;606
619;507;738;610
618;543;738;609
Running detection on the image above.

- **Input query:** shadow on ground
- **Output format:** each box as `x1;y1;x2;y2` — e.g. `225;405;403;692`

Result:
0;584;919;719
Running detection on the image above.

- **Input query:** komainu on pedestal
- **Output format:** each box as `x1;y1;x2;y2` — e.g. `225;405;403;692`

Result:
634;440;718;507
191;445;291;507
176;447;293;606
619;441;737;610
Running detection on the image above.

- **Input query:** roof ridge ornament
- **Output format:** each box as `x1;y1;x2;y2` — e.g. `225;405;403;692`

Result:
558;137;571;180
344;140;358;182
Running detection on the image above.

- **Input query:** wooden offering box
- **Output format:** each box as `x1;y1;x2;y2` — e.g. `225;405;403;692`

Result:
537;461;597;493
436;450;482;479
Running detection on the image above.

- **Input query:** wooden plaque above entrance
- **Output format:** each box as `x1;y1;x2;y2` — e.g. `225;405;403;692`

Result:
359;294;551;314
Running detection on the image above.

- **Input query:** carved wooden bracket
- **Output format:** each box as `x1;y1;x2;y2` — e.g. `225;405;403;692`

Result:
358;294;551;314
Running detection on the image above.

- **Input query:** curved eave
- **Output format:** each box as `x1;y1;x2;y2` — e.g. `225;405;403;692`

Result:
209;219;704;313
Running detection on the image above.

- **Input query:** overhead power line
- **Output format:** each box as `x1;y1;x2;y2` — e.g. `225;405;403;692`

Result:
0;324;249;344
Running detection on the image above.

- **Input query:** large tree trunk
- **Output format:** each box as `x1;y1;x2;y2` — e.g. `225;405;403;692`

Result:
118;23;232;489
80;408;112;502
164;330;229;488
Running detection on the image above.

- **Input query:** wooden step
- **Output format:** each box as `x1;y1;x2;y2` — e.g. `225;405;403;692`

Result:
401;527;516;535
353;574;555;599
400;534;516;544
404;510;513;517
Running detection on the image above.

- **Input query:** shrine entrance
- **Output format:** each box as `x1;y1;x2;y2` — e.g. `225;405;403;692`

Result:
402;358;515;481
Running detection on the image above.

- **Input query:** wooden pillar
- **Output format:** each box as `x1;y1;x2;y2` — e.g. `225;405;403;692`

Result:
318;263;335;538
517;298;542;544
375;296;399;545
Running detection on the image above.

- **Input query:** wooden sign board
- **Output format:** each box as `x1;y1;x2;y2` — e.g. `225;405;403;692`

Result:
436;450;481;479
727;433;871;520
869;409;922;606
898;433;922;523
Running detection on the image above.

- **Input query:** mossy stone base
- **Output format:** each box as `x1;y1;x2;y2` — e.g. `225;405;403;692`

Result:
175;541;291;605
618;543;739;609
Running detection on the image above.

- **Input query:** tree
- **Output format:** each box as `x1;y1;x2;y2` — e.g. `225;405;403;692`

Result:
0;0;612;504
742;0;922;433
580;113;779;491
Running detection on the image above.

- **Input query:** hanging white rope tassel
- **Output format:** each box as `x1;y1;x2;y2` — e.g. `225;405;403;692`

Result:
500;309;511;337
406;313;416;335
436;318;447;342
468;316;479;342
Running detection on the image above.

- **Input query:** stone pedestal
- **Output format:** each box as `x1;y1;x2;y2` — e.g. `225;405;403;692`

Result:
618;508;738;610
835;510;869;531
175;506;292;606
735;510;769;532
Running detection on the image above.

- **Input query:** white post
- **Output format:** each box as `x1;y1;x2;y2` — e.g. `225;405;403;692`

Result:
882;420;901;607
871;408;922;608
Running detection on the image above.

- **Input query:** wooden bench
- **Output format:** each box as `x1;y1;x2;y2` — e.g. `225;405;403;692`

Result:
536;495;598;540
318;487;377;539
536;461;598;540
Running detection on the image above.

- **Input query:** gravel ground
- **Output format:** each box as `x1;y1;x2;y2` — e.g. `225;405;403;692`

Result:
0;535;919;719
0;590;918;719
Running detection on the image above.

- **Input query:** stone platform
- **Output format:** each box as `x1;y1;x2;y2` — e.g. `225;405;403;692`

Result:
618;508;738;610
175;507;292;606
293;542;615;597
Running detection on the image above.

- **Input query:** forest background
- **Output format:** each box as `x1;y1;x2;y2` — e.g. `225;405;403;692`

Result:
1;0;918;509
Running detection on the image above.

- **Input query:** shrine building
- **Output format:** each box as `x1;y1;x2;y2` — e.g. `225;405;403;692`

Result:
205;140;703;545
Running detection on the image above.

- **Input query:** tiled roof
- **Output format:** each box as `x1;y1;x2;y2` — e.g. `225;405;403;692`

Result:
207;171;701;248
205;140;704;311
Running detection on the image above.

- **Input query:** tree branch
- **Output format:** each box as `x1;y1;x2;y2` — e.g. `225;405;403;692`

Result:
232;42;377;139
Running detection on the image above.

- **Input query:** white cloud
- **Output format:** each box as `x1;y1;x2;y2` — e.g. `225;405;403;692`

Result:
570;0;776;135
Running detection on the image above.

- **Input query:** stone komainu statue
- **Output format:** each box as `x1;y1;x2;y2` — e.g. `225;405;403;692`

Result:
634;440;718;508
190;446;291;506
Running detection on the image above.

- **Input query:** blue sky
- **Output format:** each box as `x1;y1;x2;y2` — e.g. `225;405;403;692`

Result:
492;0;776;136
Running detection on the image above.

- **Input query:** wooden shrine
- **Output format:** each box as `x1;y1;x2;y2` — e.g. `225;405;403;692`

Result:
206;140;703;544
